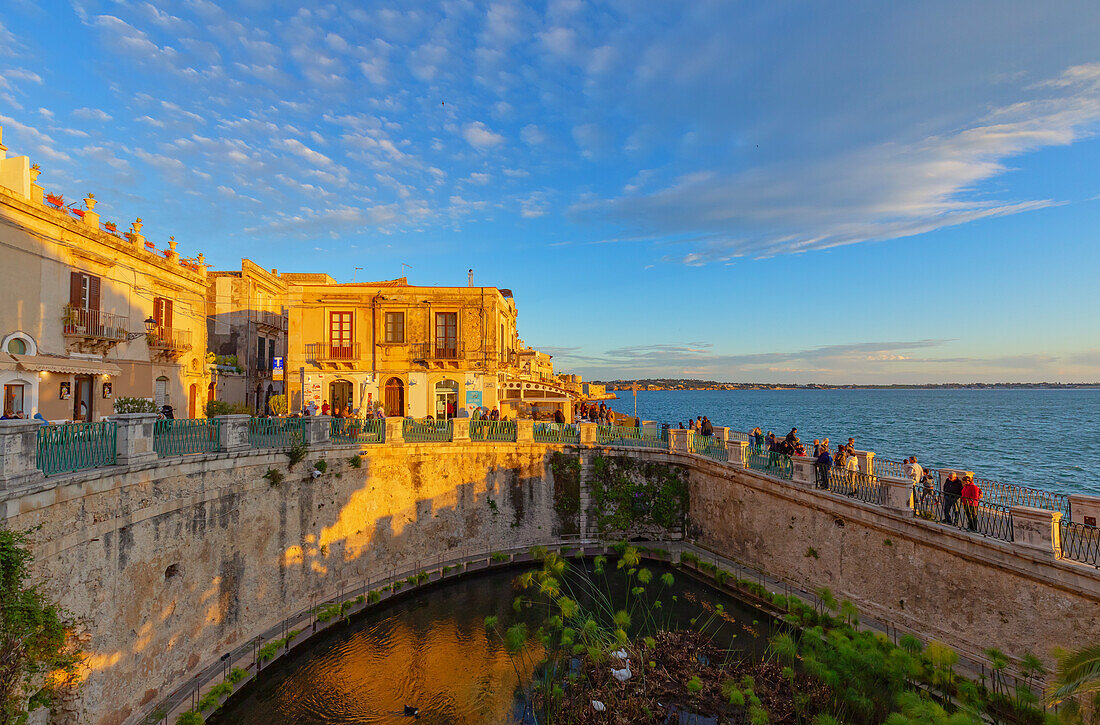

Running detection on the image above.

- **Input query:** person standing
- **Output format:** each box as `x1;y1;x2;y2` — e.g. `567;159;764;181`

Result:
815;446;832;489
701;416;713;437
942;472;963;525
845;448;860;488
961;475;982;531
903;456;924;487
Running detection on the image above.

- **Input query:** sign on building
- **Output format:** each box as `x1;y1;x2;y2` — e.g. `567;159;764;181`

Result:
465;390;483;408
272;356;284;381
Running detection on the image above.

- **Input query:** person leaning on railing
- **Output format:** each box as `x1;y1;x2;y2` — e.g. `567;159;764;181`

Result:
942;472;963;525
961;474;982;531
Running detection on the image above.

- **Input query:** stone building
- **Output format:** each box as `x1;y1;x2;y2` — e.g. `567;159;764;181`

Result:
284;274;574;419
0;126;209;420
205;259;288;414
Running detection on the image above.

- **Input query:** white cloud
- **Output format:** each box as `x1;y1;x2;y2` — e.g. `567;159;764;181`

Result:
73;107;113;122
465;172;491;185
520;124;545;146
5;69;43;84
463;121;504;149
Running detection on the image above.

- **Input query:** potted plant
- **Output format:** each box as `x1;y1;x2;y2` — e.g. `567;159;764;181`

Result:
144;241;155;249
70;206;85;219
104;221;117;233
45;192;64;207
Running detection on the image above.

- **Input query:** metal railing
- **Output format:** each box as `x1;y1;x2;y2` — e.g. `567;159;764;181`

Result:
148;326;192;351
823;467;884;505
304;342;360;361
329;417;385;444
154;419;220;457
913;487;1014;542
411;342;461;360
596;424;666;449
470;420;517;442
745;449;793;480
255;310;287;330
874;457;910;479
690;434;729;462
402;418;453;442
36;422;117;475
248;417;306;449
62;306;128;341
729;430;753;443
1060;520;1100;568
533;423;580;444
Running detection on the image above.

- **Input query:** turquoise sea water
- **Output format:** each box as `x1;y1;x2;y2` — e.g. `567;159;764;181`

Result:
606;389;1100;496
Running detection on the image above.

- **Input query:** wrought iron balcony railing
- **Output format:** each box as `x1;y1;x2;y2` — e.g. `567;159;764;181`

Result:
411;341;461;361
148;326;192;351
305;342;360;362
62;306;128;342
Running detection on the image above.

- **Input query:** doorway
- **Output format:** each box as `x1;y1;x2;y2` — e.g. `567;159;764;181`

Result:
73;375;94;421
329;379;353;416
189;384;198;419
434;379;458;419
384;377;404;417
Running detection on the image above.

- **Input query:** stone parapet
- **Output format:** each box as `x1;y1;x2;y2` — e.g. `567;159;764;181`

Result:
791;455;815;487
1068;494;1100;527
853;449;875;476
0;419;46;491
304;415;331;445
577;422;598;445
384;417;405;443
516;419;534;443
726;439;749;467
1011;506;1063;558
215;414;251;452
713;427;730;443
107;413;158;466
451;418;470;442
881;475;914;511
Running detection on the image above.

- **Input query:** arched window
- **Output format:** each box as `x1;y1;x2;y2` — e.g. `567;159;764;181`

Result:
2;332;37;356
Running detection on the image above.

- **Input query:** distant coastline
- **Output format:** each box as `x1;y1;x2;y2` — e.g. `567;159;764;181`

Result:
594;379;1100;391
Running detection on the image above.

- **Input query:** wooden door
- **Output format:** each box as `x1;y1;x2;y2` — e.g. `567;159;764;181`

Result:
384;378;403;417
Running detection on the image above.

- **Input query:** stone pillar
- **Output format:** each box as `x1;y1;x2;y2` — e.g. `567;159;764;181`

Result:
306;415;331;445
215;414;251;453
108;413;157;466
791;456;815;486
668;429;692;454
713;427;730;443
516;419;534;443
853;449;875;476
384;417;405;443
451;418;470;442
641;420;657;436
577;422;598;446
726;440;749;467
82;193;99;230
938;468;973;487
1010;506;1063;558
1068;494;1100;527
880;475;913;512
0;419;46;491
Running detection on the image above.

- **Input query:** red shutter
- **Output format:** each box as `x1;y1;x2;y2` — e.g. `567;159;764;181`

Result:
88;275;100;311
69;272;82;308
164;299;173;329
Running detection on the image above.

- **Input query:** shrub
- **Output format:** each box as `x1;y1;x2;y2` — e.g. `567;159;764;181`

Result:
227;667;248;684
354;594;365;605
347;454;362;468
313;459;327;474
491;552;510;563
113;396;156;413
367;590;382;604
287;442;308;468
175;713;203;725
263;468;283;487
268;394;288;416
805;546;819;559
205;400;249;417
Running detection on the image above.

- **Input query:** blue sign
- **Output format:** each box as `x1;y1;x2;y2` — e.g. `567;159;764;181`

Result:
272;356;284;381
465;390;483;408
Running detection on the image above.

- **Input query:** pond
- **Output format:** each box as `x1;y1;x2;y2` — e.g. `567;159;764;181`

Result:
210;560;774;724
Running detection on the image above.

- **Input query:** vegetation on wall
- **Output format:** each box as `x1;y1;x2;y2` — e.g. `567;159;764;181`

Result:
550;452;581;536
590;455;688;534
204;400;249;418
0;528;80;723
112;397;157;414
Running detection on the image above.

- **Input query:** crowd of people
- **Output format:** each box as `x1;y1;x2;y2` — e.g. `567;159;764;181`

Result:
575;401;621;425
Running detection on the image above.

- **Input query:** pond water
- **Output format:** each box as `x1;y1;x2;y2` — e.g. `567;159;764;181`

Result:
210;561;772;724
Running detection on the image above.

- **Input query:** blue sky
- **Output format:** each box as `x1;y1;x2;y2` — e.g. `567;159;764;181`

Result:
2;1;1100;383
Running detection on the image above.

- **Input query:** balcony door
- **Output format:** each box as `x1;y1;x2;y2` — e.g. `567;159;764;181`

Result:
153;297;173;344
434;312;457;359
329;312;353;360
68;271;101;334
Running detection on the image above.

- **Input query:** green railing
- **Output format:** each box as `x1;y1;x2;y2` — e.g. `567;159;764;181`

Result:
153;418;220;457
403;418;453;443
690;434;728;462
36;421;117;475
745;449;793;480
248;417;306;449
596;424;667;449
533;423;580;444
470;420;517;442
1060;520;1100;568
823;468;884;505
330;417;385;444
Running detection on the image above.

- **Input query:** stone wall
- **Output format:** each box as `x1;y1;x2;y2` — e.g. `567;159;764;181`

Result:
4;442;568;725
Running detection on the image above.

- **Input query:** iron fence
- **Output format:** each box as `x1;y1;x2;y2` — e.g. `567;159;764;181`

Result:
746;449;793;480
596;424;667;449
1060;520;1100;568
533;423;580;444
874;457;910;479
329;417;385;444
824;467;884;505
154;418;220;457
690;434;729;462
975;477;1071;518
36;421;117;475
248;417;306;449
912;487;1014;542
470;420;517;442
403;418;453;443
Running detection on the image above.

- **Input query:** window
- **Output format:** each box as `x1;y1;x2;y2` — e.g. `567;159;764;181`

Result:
155;376;169;408
256;336;266;371
435;312;457;358
268;338;275;368
329;312;353;359
3;384;24;416
385;311;405;343
153;297;173;329
69;271;100;311
6;338;26;355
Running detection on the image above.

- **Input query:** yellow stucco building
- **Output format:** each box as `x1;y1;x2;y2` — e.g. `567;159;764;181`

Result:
0;126;209;420
284;274;573;420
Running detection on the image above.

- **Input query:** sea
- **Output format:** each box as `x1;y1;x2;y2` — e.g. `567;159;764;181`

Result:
605;388;1100;497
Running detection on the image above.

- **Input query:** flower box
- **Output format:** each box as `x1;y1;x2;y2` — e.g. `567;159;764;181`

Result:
70;208;85;219
104;222;117;232
144;241;155;249
45;193;64;207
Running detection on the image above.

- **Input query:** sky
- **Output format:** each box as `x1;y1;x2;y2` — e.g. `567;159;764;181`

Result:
2;1;1100;383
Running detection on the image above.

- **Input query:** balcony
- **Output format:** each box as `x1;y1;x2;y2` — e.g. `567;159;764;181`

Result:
255;310;287;332
62;306;128;352
411;341;462;368
305;342;359;368
148;327;192;359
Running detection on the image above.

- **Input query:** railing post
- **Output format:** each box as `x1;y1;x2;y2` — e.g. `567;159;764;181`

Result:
668;429;692;454
108;413;158;466
790;456;815;486
384;417;404;444
880;475;913;511
451;418;470;442
577;422;598;446
0;419;46;491
305;415;331;445
1010;506;1063;558
216;414;251;453
1068;494;1100;526
516;419;534;443
853;449;875;476
713;427;730;444
726;439;748;467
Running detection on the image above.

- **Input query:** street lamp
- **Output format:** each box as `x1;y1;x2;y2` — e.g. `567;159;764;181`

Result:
126;316;158;341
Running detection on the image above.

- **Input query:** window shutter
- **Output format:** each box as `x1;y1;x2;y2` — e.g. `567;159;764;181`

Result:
164;299;173;329
88;275;101;311
69;272;82;308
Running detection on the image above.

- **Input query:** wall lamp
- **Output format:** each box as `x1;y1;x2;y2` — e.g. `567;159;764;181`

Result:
126;317;158;341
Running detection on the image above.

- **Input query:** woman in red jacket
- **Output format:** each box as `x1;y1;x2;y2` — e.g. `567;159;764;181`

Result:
961;475;982;531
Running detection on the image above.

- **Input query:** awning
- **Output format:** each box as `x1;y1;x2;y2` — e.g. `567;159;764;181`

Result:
13;354;123;376
0;353;16;371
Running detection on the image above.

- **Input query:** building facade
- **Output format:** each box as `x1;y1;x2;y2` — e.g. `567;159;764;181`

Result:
0;126;209;420
206;259;288;414
284;275;573;420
